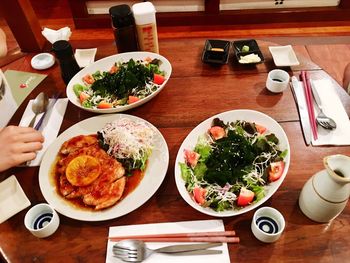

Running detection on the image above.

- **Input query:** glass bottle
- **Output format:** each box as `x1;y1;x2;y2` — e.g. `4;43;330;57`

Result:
109;4;138;53
132;2;159;53
52;40;80;85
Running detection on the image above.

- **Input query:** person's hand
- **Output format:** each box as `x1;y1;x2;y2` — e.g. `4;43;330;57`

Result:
0;126;44;172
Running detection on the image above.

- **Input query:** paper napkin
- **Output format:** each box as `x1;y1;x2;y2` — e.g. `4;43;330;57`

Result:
19;98;68;166
311;79;350;146
106;220;230;263
42;27;72;44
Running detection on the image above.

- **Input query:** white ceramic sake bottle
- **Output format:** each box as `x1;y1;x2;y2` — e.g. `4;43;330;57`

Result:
299;154;350;223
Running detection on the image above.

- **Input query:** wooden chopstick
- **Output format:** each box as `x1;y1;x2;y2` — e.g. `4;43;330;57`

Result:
300;71;318;140
110;236;239;243
109;230;238;243
111;236;239;243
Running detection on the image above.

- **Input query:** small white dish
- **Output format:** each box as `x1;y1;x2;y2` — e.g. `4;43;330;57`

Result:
74;48;97;68
0;175;31;224
251;207;285;243
31;53;55;70
269;45;300;67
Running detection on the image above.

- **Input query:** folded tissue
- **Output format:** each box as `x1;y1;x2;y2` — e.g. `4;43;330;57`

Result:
41;27;72;44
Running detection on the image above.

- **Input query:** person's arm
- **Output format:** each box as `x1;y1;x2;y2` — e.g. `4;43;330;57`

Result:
0;126;44;172
343;62;350;94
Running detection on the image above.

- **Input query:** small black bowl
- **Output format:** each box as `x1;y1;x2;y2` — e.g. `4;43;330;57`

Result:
232;39;265;64
202;39;230;65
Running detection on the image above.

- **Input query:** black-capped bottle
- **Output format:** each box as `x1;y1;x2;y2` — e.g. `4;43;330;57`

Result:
52;40;81;85
109;4;139;53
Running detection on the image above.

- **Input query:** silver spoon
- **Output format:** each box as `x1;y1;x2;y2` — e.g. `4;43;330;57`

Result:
113;240;222;262
310;80;337;130
28;92;49;128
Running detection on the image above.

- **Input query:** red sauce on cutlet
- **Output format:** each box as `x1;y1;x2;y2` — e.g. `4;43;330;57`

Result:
51;137;146;211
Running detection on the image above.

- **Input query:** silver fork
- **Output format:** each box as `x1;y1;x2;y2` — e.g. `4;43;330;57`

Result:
112;240;222;262
310;80;337;130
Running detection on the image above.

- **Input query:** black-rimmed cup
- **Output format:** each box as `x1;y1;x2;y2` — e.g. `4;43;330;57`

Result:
24;203;60;238
251;207;285;243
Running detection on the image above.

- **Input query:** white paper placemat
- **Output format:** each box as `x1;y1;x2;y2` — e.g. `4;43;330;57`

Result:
19;98;68;166
106;220;230;263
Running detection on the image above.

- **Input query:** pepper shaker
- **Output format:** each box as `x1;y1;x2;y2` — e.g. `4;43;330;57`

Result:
109;4;139;53
52;40;80;85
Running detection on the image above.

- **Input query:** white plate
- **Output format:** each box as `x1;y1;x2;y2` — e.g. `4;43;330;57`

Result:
0;175;31;223
39;114;169;221
66;51;172;114
174;109;290;217
269;45;300;67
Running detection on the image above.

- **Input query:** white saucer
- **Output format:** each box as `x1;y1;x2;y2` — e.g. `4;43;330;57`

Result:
0;175;31;223
269;45;300;67
31;53;55;70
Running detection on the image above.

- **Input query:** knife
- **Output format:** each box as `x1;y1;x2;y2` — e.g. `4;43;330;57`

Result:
291;76;312;145
154;242;222;253
166;249;222;256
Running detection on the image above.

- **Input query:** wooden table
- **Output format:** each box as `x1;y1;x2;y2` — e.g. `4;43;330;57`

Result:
1;38;350;263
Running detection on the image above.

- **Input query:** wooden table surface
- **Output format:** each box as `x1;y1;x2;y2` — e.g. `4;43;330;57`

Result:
1;38;350;263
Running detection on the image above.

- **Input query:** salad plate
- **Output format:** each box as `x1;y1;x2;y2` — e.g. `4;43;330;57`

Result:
66;51;172;113
39;114;169;221
174;109;290;217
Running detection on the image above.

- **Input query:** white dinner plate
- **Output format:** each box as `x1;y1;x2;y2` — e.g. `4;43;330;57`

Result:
269;45;300;67
39;114;169;221
174;109;291;217
66;51;172;113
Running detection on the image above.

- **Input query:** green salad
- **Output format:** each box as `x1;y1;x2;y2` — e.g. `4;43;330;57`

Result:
73;58;166;109
179;118;288;212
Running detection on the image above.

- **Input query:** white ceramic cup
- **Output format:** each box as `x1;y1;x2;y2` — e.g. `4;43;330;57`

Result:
251;207;285;243
266;69;290;93
24;203;60;238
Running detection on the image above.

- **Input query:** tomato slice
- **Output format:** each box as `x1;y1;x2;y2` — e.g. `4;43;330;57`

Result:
79;92;90;103
184;149;200;168
153;74;165;85
209;126;225;140
97;101;113;109
82;74;95;85
255;123;267;134
268;161;285;182
109;65;118;74
193;187;207;205
237;187;255;206
128;96;140;104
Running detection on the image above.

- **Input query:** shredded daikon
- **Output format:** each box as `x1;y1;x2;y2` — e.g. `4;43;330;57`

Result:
99;118;154;162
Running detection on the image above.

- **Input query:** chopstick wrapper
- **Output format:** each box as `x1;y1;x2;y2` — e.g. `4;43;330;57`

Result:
106;220;230;263
19;98;68;166
311;79;350;145
294;79;350;146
